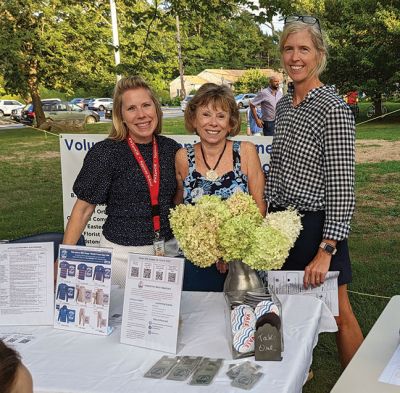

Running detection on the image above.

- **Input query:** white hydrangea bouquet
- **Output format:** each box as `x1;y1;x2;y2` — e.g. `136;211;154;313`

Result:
169;192;303;270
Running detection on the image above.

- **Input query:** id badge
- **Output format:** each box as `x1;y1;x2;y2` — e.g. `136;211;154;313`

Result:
153;237;165;256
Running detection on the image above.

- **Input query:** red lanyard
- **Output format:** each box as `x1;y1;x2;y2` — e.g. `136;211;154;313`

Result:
126;136;161;235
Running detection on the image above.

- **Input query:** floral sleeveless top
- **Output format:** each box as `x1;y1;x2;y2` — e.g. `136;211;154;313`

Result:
183;141;249;204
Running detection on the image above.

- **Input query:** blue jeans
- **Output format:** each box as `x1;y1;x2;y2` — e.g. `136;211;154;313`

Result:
263;120;275;136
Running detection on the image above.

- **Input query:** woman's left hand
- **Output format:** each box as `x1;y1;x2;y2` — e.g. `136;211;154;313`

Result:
303;249;331;288
216;260;229;273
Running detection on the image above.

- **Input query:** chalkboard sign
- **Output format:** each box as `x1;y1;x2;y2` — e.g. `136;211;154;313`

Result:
255;324;282;361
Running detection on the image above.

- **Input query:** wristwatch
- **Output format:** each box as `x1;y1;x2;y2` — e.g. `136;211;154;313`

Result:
319;241;337;255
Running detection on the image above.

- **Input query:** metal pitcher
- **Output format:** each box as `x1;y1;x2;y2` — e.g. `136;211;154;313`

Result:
223;260;263;302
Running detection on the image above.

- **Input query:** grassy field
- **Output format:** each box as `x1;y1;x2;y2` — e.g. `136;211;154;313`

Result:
0;106;399;392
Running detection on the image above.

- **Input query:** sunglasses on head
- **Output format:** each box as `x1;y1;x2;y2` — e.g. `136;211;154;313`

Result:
284;15;321;31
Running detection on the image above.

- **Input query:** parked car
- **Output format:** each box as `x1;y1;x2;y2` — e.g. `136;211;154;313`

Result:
235;93;256;108
0;100;25;117
70;98;84;108
88;98;113;111
20;99;62;125
180;95;194;112
21;101;99;125
82;98;95;109
10;105;25;122
104;102;113;119
20;103;36;124
43;102;100;123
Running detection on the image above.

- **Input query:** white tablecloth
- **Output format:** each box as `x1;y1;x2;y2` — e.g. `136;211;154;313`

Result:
1;291;337;393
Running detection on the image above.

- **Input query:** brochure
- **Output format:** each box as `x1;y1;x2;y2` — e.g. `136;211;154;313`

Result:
120;253;184;353
0;242;54;325
54;245;113;336
267;270;339;315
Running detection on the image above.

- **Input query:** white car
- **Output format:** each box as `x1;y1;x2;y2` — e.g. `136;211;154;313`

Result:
88;98;113;111
0;100;25;117
180;95;194;112
10;105;25;122
235;93;256;108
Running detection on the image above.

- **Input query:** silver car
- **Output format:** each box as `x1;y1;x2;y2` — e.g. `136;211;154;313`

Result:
88;98;113;111
235;93;256;108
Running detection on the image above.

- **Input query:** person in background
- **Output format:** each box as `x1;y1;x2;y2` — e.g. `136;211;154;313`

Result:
266;15;363;368
0;341;33;393
345;90;359;119
62;76;180;287
175;83;266;290
246;104;263;136
250;76;282;136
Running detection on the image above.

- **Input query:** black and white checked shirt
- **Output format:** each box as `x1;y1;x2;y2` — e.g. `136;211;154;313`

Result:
266;84;355;241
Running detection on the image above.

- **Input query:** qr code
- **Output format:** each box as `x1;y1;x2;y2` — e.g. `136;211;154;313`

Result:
168;272;176;283
130;267;139;277
143;268;152;279
155;271;163;281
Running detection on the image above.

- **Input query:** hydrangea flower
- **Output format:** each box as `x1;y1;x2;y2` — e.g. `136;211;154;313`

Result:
169;194;302;270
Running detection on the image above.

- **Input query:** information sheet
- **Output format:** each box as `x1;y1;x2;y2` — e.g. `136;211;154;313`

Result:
267;270;339;315
54;245;113;336
379;344;400;386
0;242;54;325
120;253;184;353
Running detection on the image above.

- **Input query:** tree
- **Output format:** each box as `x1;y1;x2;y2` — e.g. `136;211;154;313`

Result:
0;1;114;125
234;69;268;93
252;0;400;116
322;0;400;115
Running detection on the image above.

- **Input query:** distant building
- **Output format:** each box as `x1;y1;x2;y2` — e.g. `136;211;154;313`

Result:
169;75;208;99
169;68;284;98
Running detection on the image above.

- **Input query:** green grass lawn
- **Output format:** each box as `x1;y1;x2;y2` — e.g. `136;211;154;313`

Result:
1;112;399;392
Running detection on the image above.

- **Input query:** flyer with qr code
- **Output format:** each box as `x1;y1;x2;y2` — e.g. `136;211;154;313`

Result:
120;253;184;353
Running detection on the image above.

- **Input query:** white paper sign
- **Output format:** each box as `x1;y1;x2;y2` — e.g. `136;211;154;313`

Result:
120;253;184;353
267;270;339;315
0;243;54;325
54;245;113;336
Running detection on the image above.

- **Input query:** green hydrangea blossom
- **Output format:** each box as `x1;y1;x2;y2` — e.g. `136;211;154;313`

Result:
169;193;302;270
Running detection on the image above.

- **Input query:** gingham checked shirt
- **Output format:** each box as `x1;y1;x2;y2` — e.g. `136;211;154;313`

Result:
266;84;355;241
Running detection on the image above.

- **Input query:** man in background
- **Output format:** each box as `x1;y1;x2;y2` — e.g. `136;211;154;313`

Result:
250;76;282;136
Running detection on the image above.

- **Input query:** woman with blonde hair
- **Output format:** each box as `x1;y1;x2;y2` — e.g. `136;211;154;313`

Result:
63;76;180;287
266;15;363;368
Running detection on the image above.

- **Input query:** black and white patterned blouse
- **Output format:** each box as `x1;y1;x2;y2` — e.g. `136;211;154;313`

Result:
266;84;355;241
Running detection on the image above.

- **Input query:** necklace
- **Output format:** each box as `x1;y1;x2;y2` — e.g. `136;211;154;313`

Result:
200;141;227;181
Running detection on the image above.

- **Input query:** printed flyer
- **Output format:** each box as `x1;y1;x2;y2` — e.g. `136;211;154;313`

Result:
54;245;113;336
120;253;184;353
0;242;54;326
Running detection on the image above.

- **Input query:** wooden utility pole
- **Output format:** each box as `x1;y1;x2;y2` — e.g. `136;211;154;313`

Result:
176;15;186;98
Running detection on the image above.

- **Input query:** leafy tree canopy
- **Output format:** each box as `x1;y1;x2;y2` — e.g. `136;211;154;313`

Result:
234;69;268;93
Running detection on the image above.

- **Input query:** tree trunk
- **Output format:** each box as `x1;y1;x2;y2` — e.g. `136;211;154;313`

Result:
27;60;45;127
373;94;382;117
